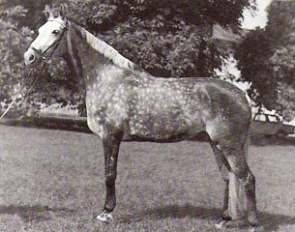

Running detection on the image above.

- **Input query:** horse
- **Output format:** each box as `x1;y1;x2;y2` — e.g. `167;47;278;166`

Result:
24;5;258;231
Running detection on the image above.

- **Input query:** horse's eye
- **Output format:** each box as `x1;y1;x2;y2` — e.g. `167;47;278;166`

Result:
52;30;60;35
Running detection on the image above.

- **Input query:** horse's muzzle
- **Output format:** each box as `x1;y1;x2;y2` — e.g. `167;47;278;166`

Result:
24;48;36;66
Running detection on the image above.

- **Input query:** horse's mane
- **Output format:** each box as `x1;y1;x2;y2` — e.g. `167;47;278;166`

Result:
72;22;141;71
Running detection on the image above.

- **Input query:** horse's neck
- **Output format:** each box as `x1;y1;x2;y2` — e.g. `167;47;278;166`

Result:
69;23;139;87
61;31;86;95
63;30;83;80
70;27;103;82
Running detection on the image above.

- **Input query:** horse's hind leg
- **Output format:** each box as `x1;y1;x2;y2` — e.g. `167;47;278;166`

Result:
218;144;258;228
209;141;231;222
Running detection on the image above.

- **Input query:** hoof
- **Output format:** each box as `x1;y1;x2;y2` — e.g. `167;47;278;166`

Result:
215;219;229;229
249;225;263;232
97;211;114;223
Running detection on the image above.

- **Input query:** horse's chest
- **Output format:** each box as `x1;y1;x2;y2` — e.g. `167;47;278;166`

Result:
85;85;127;138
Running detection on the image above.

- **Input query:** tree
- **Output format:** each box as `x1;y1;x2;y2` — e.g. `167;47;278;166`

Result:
61;0;255;77
235;0;295;119
0;4;33;115
1;1;255;116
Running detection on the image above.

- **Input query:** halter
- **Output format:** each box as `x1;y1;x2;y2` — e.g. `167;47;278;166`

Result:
31;19;68;61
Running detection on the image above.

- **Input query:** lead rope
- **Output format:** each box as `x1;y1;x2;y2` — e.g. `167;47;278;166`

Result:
0;68;38;119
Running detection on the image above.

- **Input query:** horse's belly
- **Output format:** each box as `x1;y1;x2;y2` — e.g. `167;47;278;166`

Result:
122;114;204;142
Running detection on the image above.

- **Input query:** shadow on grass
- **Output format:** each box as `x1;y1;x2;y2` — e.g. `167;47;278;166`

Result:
251;136;295;146
258;212;295;231
121;204;295;231
0;116;92;134
120;204;221;224
0;204;75;222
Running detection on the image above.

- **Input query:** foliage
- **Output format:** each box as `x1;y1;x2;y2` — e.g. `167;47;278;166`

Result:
0;0;254;116
235;29;275;108
0;5;31;111
235;1;295;119
62;0;255;77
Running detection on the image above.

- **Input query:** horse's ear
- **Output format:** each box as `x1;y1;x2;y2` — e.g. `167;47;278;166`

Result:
59;4;67;19
44;5;54;19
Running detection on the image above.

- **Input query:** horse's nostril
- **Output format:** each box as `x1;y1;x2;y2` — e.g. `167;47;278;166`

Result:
29;54;35;62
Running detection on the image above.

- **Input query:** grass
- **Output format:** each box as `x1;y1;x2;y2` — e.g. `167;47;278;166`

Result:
0;124;295;231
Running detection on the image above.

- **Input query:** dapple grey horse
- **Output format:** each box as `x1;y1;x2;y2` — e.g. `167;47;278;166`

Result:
24;5;258;231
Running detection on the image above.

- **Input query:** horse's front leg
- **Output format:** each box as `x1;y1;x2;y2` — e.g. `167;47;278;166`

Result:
97;134;121;223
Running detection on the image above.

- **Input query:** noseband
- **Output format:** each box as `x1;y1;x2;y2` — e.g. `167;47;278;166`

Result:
31;19;68;61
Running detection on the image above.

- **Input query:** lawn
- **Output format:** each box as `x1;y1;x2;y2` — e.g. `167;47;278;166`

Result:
0;124;294;231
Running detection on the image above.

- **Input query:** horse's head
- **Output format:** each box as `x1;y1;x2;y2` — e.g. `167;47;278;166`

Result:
24;5;68;67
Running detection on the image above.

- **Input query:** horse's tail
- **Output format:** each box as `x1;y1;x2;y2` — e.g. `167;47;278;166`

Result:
228;134;249;220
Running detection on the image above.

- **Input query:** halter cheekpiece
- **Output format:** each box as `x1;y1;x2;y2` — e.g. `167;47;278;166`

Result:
31;19;68;60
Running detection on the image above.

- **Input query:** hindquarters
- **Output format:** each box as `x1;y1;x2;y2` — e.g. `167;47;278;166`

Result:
204;80;251;148
204;80;258;227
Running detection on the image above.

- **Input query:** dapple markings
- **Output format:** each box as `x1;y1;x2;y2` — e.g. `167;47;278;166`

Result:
24;5;259;231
